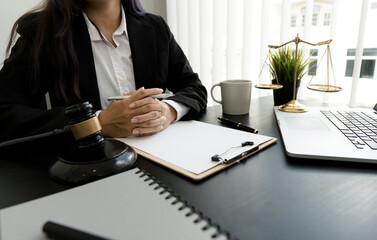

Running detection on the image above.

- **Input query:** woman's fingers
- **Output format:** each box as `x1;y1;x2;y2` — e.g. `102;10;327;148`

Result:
127;88;163;106
132;120;166;136
100;87;173;137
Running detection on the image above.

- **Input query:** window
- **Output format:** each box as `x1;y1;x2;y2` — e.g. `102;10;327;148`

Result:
308;60;318;76
308;49;318;76
345;60;376;78
312;5;320;26
324;13;330;26
345;60;354;77
362;48;377;56
310;49;319;57
345;48;377;78
312;13;318;26
346;48;377;57
300;7;307;27
360;60;376;78
291;16;296;27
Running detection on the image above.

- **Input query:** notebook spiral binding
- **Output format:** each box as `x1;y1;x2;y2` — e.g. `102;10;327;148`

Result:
135;169;236;240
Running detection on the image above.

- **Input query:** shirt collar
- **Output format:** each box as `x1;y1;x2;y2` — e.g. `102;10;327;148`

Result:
114;7;128;37
82;6;128;42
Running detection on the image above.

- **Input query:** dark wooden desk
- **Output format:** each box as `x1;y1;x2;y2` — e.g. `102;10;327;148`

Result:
2;96;377;240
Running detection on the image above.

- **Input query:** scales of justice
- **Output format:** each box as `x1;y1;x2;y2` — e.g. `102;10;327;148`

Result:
255;34;342;113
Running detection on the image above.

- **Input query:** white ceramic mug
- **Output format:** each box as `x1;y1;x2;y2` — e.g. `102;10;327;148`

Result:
210;80;252;115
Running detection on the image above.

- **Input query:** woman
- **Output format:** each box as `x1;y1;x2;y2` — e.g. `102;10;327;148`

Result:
0;0;207;143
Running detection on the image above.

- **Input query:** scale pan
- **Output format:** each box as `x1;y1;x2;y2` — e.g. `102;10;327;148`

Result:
307;84;342;93
254;84;283;90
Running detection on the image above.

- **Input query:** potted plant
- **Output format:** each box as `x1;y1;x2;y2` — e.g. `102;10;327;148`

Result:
268;45;313;106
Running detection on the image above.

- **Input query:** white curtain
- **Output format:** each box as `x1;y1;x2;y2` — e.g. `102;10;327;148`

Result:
166;0;376;107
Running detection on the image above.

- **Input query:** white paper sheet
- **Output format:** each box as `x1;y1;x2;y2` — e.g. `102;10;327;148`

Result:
117;121;273;174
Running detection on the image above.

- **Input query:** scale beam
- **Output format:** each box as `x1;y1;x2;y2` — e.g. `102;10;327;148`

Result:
255;34;342;113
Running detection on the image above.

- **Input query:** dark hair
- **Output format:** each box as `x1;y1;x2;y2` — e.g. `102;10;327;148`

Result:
6;0;145;104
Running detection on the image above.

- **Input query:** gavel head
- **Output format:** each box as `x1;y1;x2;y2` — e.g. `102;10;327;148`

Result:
49;102;137;185
65;102;104;150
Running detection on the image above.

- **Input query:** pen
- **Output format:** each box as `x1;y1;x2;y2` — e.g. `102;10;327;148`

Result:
217;117;258;134
108;93;174;101
223;145;259;164
43;221;110;240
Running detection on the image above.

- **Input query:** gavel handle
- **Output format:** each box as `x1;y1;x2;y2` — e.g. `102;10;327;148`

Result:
0;126;70;148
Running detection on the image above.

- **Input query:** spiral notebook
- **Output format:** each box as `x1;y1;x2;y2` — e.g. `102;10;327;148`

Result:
0;168;230;240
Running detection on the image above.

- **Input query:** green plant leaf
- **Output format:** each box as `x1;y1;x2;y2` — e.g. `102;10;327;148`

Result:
268;45;313;83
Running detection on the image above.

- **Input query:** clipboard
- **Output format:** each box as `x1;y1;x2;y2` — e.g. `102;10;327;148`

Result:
117;121;277;181
132;138;276;180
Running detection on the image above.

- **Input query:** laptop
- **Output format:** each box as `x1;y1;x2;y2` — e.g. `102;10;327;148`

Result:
274;103;377;163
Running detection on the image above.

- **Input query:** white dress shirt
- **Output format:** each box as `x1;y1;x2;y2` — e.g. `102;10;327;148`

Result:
82;8;188;120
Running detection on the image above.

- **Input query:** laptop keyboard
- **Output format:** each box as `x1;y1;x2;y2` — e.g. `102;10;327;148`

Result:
321;110;377;150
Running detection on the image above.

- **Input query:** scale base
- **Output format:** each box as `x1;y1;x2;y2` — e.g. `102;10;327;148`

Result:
49;139;137;185
278;100;308;113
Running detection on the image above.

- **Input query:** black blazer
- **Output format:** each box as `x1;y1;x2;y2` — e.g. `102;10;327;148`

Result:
0;11;207;142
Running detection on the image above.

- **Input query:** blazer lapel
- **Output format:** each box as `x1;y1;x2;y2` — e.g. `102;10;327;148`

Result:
72;13;102;110
126;14;157;89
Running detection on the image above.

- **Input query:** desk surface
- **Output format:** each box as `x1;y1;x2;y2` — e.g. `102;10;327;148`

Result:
2;97;377;240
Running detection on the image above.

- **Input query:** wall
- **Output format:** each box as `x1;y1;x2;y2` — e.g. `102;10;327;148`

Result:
0;0;41;66
140;0;166;20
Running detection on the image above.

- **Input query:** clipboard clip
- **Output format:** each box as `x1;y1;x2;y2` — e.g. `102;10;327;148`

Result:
211;141;258;164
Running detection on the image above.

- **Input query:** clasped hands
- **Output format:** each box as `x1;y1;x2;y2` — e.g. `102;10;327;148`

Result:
98;88;177;137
